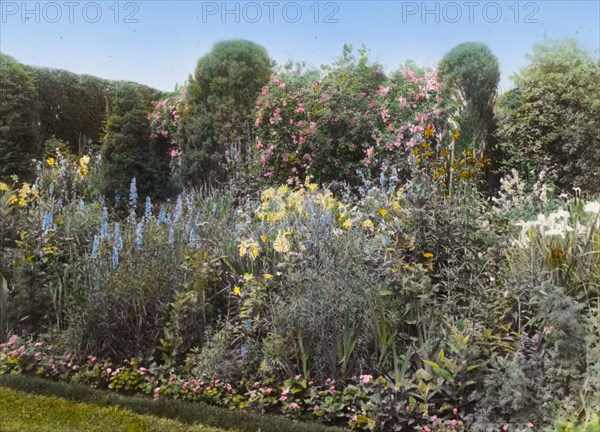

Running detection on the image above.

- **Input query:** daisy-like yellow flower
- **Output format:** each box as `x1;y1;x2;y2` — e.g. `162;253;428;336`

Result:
260;235;268;243
0;182;9;192
423;252;435;259
243;273;254;282
263;273;273;280
239;240;260;260
47;157;55;166
451;130;461;140
378;208;388;217
233;286;241;296
342;218;352;230
362;219;374;229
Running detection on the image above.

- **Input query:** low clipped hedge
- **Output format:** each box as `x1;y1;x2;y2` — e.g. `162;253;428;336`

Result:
0;375;347;432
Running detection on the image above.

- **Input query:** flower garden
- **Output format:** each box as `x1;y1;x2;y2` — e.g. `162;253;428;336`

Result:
0;40;599;431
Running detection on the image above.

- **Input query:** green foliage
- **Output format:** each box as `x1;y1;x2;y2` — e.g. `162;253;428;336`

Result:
100;83;162;199
438;42;500;151
178;40;274;187
0;53;41;181
496;39;600;192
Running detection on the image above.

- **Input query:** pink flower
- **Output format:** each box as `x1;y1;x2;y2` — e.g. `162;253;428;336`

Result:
503;424;510;431
253;381;261;388
8;335;18;345
451;419;458;426
527;423;534;429
264;387;273;394
351;415;358;423
329;385;335;392
453;407;458;415
376;86;390;96
34;342;44;347
290;402;299;410
424;426;431;432
360;374;373;384
358;91;367;98
278;83;286;90
282;388;290;396
279;395;287;401
264;171;273;178
313;405;320;411
299;136;306;144
182;381;189;389
226;384;233;392
387;124;395;132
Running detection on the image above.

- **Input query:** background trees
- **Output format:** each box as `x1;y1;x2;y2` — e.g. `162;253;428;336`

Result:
0;53;41;181
495;39;600;193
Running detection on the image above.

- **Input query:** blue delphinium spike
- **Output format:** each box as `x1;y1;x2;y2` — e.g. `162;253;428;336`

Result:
129;177;137;210
135;220;144;252
145;196;152;222
42;211;53;232
91;235;100;260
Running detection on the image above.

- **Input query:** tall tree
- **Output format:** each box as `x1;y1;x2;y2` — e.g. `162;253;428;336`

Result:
100;83;160;199
177;40;274;187
438;42;500;151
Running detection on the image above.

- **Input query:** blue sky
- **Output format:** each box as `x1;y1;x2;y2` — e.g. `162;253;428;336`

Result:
1;1;599;92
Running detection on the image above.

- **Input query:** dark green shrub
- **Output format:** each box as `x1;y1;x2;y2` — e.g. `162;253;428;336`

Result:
0;53;41;181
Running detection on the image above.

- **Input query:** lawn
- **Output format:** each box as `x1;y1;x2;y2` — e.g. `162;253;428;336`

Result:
0;386;232;432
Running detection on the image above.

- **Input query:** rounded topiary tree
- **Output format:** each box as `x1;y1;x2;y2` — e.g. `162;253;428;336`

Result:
438;42;500;152
177;39;274;187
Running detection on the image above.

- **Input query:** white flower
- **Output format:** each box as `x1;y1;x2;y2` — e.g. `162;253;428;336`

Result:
584;201;600;214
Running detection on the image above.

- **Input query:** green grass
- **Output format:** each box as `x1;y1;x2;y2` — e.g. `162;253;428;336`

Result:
0;375;347;432
0;386;231;432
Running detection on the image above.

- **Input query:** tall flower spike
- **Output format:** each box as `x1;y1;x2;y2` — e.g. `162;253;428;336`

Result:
129;177;138;210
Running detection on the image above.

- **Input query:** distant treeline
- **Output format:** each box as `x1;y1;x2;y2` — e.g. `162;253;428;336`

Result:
0;53;162;180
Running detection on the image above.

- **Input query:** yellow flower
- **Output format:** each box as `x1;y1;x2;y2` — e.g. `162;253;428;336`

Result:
273;232;291;253
79;155;91;176
239;241;248;258
42;245;58;256
249;242;260;260
47;157;55;166
263;273;273;280
239;240;260;260
451;130;461;140
260;235;268;243
440;148;450;158
392;200;401;212
378;208;388;217
243;273;254;281
423;252;435;259
233;286;241;296
362;219;374;229
342;218;352;230
307;182;318;193
0;182;9;192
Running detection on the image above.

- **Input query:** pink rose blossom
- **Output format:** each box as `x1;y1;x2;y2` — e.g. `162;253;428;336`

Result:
290;402;299;410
